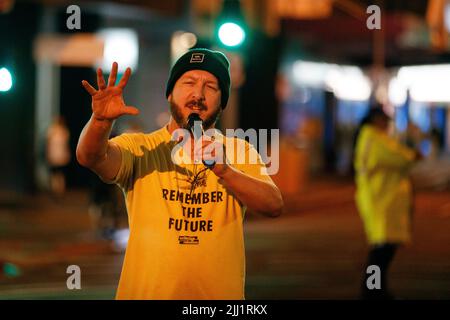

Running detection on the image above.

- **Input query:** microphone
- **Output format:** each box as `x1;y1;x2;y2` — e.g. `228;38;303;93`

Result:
187;113;216;169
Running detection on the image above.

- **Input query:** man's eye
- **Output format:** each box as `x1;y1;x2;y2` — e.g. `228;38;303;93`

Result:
207;85;218;90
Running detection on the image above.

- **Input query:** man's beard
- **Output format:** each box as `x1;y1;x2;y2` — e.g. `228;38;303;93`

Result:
169;99;222;130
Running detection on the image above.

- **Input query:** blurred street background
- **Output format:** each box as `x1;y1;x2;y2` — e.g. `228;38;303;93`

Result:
1;177;450;299
1;0;450;299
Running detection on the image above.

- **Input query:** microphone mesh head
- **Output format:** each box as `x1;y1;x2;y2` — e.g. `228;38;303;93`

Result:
187;113;202;130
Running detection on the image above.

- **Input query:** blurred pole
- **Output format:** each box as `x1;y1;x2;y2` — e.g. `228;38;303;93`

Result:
34;61;60;191
323;90;337;172
371;0;385;102
34;6;60;191
372;0;385;69
220;52;245;130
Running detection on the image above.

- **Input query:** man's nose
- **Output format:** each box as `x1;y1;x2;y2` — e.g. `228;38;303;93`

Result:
190;83;205;101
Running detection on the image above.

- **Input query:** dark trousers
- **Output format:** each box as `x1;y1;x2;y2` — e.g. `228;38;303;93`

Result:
361;243;398;299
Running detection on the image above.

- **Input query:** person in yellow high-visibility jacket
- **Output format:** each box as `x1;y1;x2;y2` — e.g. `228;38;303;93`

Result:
354;107;421;300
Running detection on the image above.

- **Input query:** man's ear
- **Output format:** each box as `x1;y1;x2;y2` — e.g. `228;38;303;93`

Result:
167;93;172;102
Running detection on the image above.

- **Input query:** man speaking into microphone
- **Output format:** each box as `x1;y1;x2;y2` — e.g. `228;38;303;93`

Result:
76;48;283;300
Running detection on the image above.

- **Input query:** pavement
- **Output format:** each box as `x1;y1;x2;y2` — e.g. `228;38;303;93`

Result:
0;177;450;300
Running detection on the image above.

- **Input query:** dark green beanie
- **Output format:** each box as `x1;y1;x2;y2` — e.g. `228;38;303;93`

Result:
165;48;231;109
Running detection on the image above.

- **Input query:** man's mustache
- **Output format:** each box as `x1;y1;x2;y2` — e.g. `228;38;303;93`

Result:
186;100;207;110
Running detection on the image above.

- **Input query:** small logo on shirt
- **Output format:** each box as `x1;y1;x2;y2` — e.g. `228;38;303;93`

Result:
178;235;199;245
190;53;204;63
175;168;208;194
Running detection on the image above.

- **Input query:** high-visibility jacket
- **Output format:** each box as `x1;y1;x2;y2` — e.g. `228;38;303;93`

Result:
354;124;416;245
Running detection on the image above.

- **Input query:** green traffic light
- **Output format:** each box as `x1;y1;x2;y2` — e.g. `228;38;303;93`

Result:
0;67;13;92
216;0;247;48
218;22;246;47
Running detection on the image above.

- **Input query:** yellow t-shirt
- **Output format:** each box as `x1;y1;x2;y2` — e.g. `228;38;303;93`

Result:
108;126;273;300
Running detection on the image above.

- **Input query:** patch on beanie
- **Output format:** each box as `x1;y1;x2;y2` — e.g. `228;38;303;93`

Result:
190;53;205;63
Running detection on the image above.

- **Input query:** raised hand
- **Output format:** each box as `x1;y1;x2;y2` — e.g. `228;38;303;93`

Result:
82;62;139;121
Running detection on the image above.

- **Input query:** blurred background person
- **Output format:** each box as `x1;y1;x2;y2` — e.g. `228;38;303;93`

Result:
46;116;71;198
429;127;445;160
353;106;422;300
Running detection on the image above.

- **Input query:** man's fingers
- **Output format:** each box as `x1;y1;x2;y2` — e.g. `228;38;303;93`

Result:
123;106;140;116
108;62;118;87
81;80;97;96
118;67;131;89
97;68;106;89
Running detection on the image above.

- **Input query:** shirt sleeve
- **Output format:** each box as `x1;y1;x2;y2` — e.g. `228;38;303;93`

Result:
104;133;140;190
230;139;275;185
